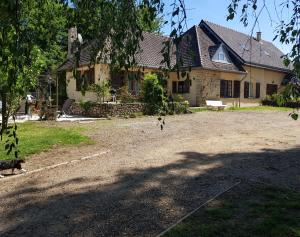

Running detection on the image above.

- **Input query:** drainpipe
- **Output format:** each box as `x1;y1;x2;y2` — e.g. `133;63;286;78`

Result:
239;71;248;107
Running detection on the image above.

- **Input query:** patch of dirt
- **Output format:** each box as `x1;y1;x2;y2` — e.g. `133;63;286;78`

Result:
0;111;299;236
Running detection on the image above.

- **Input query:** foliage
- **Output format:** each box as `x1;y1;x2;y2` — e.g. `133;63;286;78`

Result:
88;81;111;102
79;100;93;113
226;0;300;119
0;122;92;160
172;94;185;102
0;0;69;158
0;0;188;157
137;6;164;34
228;106;292;112
142;73;167;115
168;101;189;114
118;86;141;103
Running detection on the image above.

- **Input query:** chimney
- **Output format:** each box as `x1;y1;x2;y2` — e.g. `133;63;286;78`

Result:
256;31;262;42
68;27;78;58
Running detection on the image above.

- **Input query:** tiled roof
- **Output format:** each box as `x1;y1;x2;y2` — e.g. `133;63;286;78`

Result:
58;32;174;71
58;20;290;74
196;26;244;72
176;25;244;72
202;20;289;72
176;26;201;67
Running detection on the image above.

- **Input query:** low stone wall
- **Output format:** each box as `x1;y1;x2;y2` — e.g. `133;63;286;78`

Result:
69;102;145;117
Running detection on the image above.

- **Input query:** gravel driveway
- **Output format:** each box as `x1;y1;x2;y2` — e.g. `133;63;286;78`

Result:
0;111;299;236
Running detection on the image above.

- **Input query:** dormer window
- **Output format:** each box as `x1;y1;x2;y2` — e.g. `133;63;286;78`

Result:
212;45;231;64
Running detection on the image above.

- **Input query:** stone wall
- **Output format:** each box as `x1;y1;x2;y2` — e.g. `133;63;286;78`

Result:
69;102;145;117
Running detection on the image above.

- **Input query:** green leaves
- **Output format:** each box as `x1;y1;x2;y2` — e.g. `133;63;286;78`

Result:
289;112;299;120
143;73;167;115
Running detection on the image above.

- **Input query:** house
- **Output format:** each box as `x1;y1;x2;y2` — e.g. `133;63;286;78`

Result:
58;20;291;107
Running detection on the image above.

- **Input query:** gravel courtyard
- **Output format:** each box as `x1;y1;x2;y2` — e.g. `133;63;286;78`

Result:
0;111;300;236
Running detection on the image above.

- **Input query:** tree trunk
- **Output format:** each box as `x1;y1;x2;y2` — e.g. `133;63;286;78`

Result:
1;92;8;131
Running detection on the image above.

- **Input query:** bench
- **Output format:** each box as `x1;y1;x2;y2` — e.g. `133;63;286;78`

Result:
206;100;226;110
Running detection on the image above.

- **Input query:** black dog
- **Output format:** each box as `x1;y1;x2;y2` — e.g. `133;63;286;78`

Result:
0;159;26;177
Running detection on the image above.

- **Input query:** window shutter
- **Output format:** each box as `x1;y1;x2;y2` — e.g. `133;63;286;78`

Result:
233;80;240;98
89;68;95;85
256;83;260;98
220;80;226;97
228;80;233;98
184;79;190;93
244;82;249;98
172;81;177;93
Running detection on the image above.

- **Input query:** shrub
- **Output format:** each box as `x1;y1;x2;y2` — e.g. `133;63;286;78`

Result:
143;73;167;115
79;100;93;113
88;81;110;103
168;101;189;114
118;86;141;103
172;94;185;102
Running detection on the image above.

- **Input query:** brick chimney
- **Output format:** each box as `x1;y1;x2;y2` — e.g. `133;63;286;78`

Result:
68;27;78;58
256;31;262;42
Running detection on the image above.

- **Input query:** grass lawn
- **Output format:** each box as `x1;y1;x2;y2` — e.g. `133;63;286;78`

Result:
228;106;293;112
0;122;92;160
189;106;293;113
163;183;300;237
189;107;211;113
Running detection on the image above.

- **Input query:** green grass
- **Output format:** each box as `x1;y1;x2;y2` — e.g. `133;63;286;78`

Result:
0;122;93;160
189;106;293;113
189;107;211;113
163;185;300;237
227;106;293;112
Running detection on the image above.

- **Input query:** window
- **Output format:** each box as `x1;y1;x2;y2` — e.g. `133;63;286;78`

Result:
256;83;261;98
173;80;190;94
220;80;232;98
266;84;278;96
233;80;241;98
218;53;225;61
128;72;143;95
76;67;95;91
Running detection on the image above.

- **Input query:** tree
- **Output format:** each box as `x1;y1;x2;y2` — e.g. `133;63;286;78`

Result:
0;0;67;157
0;0;188;158
227;0;300;119
89;81;111;103
137;6;164;34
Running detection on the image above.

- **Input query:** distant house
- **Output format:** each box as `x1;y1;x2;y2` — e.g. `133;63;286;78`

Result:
58;20;291;107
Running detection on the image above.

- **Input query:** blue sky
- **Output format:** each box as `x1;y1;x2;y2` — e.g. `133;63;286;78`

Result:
161;0;292;54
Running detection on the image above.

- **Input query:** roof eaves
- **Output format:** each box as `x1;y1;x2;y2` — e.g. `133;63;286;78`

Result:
244;62;291;73
194;26;203;67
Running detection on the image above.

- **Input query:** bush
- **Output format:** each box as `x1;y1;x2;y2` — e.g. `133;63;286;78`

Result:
172;94;185;102
168;101;189;114
88;81;110;102
143;73;167;115
79;100;93;113
118;86;141;103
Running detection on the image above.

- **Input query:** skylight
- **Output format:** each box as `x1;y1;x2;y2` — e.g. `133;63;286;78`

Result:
240;43;249;51
264;51;271;57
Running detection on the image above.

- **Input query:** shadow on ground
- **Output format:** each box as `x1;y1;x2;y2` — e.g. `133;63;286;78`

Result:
0;147;299;236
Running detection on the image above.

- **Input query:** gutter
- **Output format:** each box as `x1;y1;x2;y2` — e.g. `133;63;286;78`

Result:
238;70;248;107
244;63;291;73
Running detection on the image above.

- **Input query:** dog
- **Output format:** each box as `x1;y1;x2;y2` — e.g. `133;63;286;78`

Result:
0;159;26;178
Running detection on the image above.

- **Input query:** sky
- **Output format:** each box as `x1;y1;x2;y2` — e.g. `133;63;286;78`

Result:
161;0;292;54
